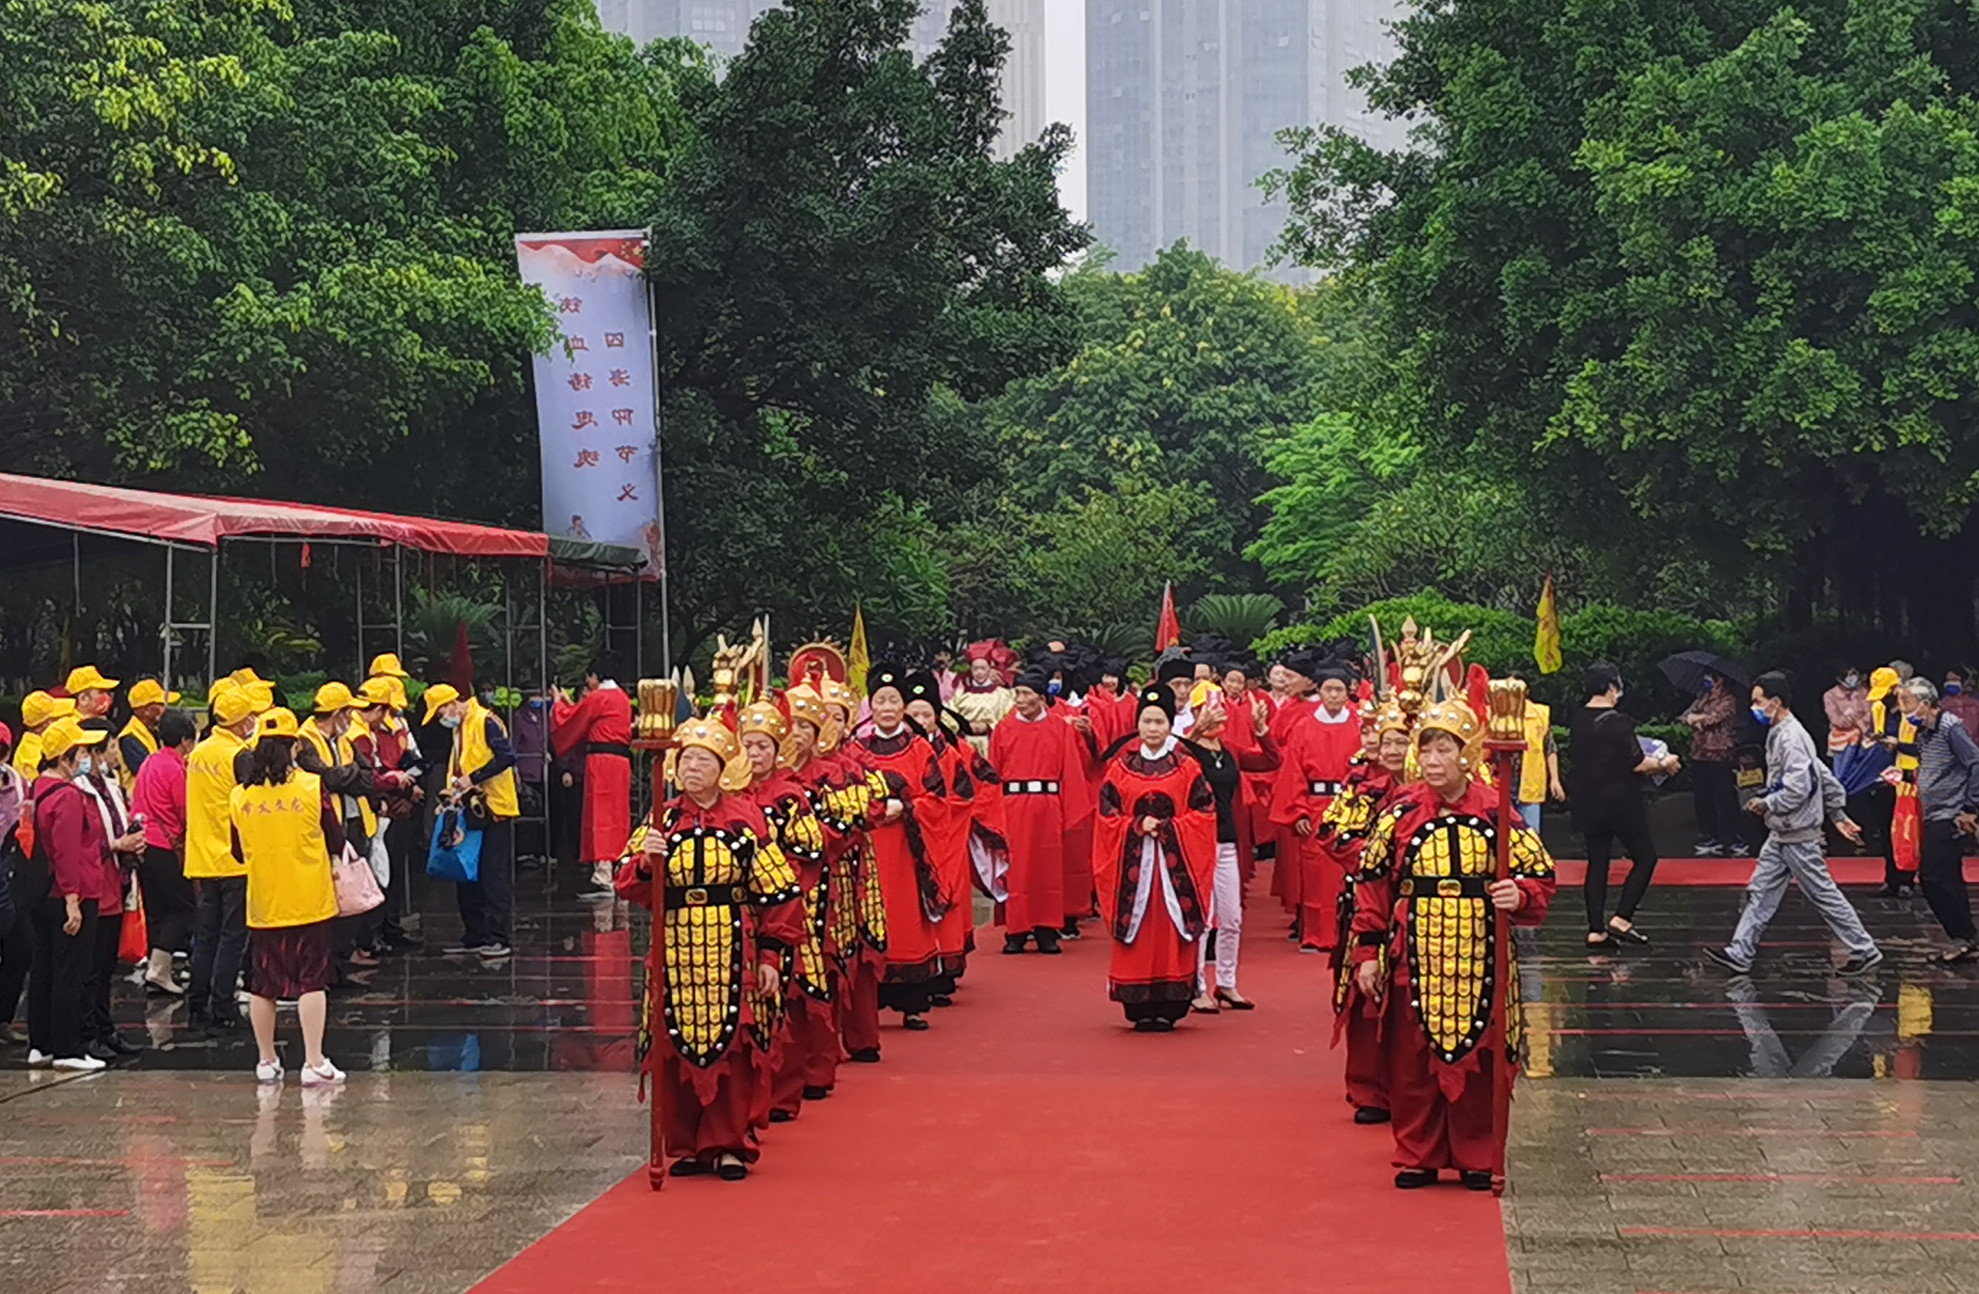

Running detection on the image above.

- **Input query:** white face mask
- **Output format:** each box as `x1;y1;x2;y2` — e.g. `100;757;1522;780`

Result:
440;714;462;729
76;755;94;777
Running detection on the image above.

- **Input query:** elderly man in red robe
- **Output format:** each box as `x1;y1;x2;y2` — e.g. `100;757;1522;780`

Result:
986;666;1095;955
1270;651;1365;951
554;651;635;901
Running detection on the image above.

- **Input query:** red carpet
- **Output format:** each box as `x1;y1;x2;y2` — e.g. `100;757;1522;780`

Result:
472;909;1512;1294
1553;856;1979;886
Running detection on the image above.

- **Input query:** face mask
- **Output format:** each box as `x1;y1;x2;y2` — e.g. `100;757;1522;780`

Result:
1700;679;1713;692
76;755;94;776
1047;680;1063;696
440;714;462;729
1750;705;1773;727
1948;683;1963;696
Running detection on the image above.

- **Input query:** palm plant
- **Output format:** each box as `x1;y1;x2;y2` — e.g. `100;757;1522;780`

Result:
1188;593;1286;652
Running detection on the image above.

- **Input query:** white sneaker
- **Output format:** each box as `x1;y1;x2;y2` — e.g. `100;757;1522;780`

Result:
300;1059;346;1087
51;1055;107;1072
26;1049;52;1068
255;1060;285;1084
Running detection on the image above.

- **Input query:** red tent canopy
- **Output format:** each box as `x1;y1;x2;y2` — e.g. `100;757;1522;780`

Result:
0;471;569;560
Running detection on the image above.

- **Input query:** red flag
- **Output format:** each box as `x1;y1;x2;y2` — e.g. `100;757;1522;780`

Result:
1154;581;1181;652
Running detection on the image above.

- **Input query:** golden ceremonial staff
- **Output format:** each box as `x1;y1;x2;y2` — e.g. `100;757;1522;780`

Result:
1483;677;1530;1198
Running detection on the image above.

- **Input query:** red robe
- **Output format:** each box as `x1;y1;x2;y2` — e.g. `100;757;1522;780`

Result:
985;710;1089;932
753;771;836;1118
553;683;634;866
1269;699;1363;947
1056;701;1102;919
926;733;990;974
1351;780;1557;1173
1093;742;1219;1010
613;793;804;1182
1317;757;1399;1113
791;749;885;1058
1214;701;1283;885
853;727;951;990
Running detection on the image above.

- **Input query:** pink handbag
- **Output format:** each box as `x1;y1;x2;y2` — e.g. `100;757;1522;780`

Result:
333;843;385;917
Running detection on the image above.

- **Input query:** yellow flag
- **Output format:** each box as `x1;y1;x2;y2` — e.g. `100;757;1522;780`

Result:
1534;576;1563;675
848;604;871;697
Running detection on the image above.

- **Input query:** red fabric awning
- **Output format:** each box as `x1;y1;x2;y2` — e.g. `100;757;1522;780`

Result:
0;472;551;558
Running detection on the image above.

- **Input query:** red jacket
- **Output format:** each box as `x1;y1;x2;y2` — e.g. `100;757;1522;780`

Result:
31;775;107;903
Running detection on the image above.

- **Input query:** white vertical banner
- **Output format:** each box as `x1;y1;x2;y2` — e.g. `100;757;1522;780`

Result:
514;231;662;572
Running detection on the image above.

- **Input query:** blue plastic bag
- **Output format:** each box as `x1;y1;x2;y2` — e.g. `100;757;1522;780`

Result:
427;806;483;883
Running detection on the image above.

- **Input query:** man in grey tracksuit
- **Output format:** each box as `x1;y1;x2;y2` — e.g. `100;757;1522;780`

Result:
1708;671;1882;976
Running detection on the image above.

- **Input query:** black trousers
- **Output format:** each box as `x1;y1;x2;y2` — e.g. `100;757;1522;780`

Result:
27;896;97;1058
0;913;33;1032
81;910;124;1044
1855;782;1908;883
137;845;196;953
1584;824;1660;933
1693;760;1746;847
188;876;248;1021
456;818;515;946
1122;999;1190;1024
1921;818;1977;942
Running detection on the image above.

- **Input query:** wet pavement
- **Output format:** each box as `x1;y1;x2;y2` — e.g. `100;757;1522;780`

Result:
6;857;1979;1293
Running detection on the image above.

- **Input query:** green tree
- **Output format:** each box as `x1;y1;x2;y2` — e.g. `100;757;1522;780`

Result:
648;0;1088;655
1270;0;1979;646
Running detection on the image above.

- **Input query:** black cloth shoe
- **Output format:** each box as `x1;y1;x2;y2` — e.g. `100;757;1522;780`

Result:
669;1157;705;1178
85;1041;119;1063
1394;1169;1437;1189
802;1085;831;1101
715;1155;749;1181
1059;919;1081;940
928;994;955;1008
1148;1017;1176;1032
1353;1107;1391;1125
1002;935;1030;955
1132;1018;1159;1033
901;1014;930;1032
100;1033;142;1057
768;1108;796;1124
1033;929;1062;955
1460;1171;1494;1192
847;1048;881;1064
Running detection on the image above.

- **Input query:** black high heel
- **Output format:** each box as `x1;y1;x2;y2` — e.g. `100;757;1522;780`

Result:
1608;924;1651;947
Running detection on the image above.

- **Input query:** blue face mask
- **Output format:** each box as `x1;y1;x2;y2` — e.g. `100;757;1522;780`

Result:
1700;679;1714;692
1948;683;1963;696
1750;705;1773;727
1047;679;1063;696
76;755;94;777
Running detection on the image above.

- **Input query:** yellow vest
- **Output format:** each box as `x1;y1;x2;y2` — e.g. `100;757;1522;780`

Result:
450;698;518;818
12;730;42;781
184;727;249;879
299;716;377;839
231;770;338;929
117;716;159;794
1518;701;1553;805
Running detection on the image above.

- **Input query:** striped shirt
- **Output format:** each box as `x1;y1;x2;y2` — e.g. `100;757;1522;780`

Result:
1914;711;1979;821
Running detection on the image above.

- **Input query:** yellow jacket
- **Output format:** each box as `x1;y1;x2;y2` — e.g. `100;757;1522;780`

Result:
299;715;377;840
449;698;518;819
185;727;249;879
231;770;338;929
1518;701;1554;805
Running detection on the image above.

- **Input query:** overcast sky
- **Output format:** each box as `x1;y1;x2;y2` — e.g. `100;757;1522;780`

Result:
1041;2;1088;221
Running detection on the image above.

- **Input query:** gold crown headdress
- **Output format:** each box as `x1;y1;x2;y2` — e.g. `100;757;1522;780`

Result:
1414;697;1486;771
667;714;754;793
780;684;830;766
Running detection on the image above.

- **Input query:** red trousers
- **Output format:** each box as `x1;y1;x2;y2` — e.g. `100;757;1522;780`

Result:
1381;989;1500;1172
1343;1003;1387;1113
770;995;840;1115
833;950;882;1056
650;1050;758;1187
1296;836;1342;949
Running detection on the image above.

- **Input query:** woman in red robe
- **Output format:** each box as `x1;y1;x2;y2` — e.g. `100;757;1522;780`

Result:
853;666;950;1031
905;671;994;1003
613;715;803;1185
987;666;1098;954
1270;654;1365;950
1094;685;1219;1032
801;680;886;1065
553;652;635;900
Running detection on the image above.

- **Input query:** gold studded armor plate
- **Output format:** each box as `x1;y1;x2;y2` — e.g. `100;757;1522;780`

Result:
661;826;751;1067
1401;814;1499;1065
763;793;831;1002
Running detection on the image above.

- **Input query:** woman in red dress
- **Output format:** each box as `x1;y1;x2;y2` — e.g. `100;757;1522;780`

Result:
903;671;998;1006
852;666;951;1031
1093;686;1219;1032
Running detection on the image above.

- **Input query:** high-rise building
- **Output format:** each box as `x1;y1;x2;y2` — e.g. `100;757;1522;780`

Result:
1086;0;1407;277
603;1;1050;158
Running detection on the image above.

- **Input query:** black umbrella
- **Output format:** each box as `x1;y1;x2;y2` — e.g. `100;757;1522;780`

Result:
1659;650;1750;695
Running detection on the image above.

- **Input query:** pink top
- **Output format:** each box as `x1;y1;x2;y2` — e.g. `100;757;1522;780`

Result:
132;744;188;850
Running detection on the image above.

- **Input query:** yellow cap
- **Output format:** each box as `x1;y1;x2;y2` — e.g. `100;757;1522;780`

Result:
229;666;268;688
368;653;410;679
40;716;110;761
21;691;76;729
422;683;461;724
65;665;119;695
1868;667;1899;703
357;677;398;708
257;708;301;740
127;679;181;708
211;687;258;727
313;682;363;714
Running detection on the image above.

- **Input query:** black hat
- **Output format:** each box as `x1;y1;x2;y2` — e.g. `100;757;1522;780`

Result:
868;662;909;700
1277;647;1325;683
1136;683;1177;720
1154;647;1195;684
903;671;942;707
1100;656;1128;681
1014;666;1052;696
